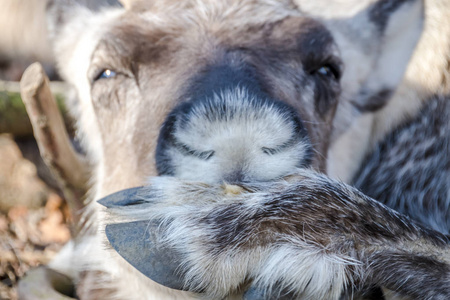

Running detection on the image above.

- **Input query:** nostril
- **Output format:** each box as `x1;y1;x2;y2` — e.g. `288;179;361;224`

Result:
174;141;215;160
199;150;215;160
261;135;299;156
262;147;278;155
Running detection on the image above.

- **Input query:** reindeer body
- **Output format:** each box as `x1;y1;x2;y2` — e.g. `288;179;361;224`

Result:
354;94;450;235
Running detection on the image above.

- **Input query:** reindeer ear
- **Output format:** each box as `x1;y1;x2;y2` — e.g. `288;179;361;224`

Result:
47;0;90;41
47;0;122;40
46;0;125;83
296;0;424;113
46;0;92;85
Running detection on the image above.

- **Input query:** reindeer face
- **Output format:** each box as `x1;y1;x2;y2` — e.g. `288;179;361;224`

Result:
152;16;344;183
48;0;422;198
91;9;343;183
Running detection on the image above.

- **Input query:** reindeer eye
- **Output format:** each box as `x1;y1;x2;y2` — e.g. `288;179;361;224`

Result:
316;64;341;80
94;69;117;81
314;64;340;80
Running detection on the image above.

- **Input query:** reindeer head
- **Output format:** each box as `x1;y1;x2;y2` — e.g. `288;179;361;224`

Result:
47;0;423;198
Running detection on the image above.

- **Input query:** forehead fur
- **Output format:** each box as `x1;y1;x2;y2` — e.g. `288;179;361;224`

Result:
129;0;300;22
90;0;335;91
97;0;326;52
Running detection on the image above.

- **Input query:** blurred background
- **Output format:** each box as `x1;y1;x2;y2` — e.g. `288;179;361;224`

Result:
0;1;69;299
0;1;117;299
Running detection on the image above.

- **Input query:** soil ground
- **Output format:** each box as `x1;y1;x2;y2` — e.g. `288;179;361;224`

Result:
0;135;71;300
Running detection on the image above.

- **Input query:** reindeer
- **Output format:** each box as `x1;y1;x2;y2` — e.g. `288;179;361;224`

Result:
327;0;450;183
352;0;450;237
18;0;449;299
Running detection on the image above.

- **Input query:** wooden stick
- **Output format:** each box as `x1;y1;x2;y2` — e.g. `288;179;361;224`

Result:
20;62;88;234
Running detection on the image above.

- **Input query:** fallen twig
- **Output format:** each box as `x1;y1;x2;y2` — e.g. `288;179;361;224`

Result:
20;63;88;234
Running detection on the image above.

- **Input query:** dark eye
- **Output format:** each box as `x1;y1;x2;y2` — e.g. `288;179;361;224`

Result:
313;64;341;80
94;69;117;81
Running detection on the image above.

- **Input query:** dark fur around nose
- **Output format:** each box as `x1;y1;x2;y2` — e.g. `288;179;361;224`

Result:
155;63;312;177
